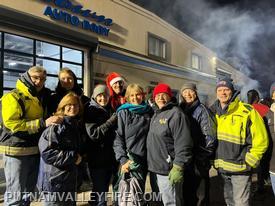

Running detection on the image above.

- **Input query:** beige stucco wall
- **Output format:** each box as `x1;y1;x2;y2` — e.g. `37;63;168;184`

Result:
0;0;217;75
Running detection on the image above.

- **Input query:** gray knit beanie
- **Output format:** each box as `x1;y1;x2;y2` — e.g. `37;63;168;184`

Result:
181;83;197;92
92;84;109;99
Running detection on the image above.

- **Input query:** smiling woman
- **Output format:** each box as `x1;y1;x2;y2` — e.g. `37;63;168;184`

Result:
37;92;85;206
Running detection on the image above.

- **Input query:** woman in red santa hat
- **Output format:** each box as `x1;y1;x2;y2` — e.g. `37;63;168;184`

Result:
105;72;126;112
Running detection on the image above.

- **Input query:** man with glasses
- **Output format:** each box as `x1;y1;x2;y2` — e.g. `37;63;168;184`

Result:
0;66;62;206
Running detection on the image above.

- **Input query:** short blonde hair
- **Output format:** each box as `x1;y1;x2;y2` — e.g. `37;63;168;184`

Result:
54;92;83;117
125;84;144;102
28;66;47;76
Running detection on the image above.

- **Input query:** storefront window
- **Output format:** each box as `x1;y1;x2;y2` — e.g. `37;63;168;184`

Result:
45;76;59;91
62;47;82;64
4;53;33;72
3;70;22;89
4;34;33;54
36;41;60;59
36;58;60;75
62;63;82;78
1;32;84;93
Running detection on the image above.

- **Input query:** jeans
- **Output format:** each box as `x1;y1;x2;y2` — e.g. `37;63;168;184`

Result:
156;174;183;206
4;154;40;206
270;173;275;195
89;168;113;206
221;173;251;206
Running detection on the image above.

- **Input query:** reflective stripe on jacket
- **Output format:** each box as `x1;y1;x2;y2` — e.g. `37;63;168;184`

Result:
214;98;268;174
0;79;44;155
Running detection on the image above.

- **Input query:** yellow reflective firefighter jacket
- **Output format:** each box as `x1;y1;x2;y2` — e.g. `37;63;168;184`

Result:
214;97;268;174
0;79;44;156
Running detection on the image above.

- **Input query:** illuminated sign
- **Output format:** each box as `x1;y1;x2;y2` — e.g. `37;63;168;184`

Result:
40;0;113;36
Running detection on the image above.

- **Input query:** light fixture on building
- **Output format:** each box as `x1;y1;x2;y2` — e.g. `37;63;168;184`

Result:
8;62;17;66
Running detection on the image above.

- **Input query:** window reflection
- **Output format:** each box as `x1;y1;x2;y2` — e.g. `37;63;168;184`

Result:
36;58;60;75
3;70;23;88
45;76;59;91
62;63;82;78
4;53;33;72
4;34;33;54
2;33;84;92
62;47;82;63
36;41;60;59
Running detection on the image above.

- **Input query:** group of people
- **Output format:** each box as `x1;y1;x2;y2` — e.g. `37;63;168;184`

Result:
0;65;274;206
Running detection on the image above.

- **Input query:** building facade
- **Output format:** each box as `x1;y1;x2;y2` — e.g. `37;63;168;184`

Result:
0;0;252;105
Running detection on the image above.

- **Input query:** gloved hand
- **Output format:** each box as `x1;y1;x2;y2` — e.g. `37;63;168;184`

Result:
107;113;117;126
121;159;133;173
168;164;184;185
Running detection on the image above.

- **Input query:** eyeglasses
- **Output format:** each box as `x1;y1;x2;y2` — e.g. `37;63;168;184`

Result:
30;75;46;82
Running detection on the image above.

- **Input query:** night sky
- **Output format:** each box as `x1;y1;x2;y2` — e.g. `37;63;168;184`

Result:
131;0;275;97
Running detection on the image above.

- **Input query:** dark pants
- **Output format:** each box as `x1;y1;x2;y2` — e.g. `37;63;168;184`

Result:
89;168;113;206
183;167;210;206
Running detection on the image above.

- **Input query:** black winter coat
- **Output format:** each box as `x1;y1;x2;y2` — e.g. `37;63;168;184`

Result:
84;99;117;169
180;99;217;176
48;86;90;116
114;108;152;165
147;102;193;175
37;117;82;192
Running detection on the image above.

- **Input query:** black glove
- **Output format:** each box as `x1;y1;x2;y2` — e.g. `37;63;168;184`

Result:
106;113;117;126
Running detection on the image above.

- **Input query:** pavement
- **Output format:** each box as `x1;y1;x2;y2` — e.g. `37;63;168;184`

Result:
0;154;274;206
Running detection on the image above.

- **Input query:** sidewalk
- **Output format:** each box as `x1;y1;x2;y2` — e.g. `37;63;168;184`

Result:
0;155;274;206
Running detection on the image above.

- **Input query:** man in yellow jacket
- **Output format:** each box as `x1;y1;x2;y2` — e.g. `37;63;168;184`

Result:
0;66;62;205
211;77;268;206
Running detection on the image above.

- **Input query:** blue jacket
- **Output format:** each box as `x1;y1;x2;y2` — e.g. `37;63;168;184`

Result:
114;103;152;165
180;99;217;175
37;117;82;192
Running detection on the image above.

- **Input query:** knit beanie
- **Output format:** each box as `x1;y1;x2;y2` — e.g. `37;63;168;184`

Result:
216;77;234;91
92;84;109;99
181;83;197;93
153;83;172;98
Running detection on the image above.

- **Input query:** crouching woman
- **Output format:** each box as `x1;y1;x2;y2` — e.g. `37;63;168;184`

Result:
37;92;83;206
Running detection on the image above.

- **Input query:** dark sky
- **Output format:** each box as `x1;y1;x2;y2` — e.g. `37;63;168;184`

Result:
131;0;275;97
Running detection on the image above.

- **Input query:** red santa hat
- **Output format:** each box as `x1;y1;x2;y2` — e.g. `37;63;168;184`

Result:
105;72;124;96
106;72;124;87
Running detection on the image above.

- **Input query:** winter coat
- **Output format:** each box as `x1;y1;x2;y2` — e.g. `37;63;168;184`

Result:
147;102;193;175
212;91;269;174
113;103;152;165
84;99;117;169
0;72;50;156
180;99;217;175
48;83;90;116
37;116;82;192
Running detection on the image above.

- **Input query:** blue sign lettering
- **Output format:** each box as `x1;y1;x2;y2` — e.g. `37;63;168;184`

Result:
41;0;113;26
43;6;110;36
